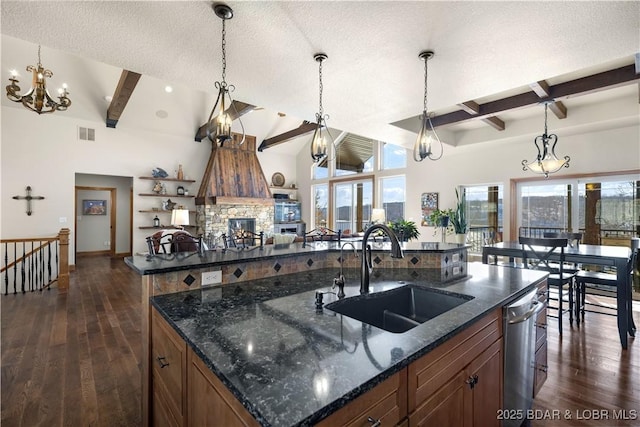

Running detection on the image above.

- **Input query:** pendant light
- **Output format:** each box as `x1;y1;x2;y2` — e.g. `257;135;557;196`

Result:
204;3;245;146
413;50;443;162
6;45;71;114
521;102;570;178
310;53;335;163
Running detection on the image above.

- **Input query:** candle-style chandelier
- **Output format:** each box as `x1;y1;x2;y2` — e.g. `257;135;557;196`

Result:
521;102;570;178
413;50;443;162
310;53;335;163
6;45;71;114
204;3;245;146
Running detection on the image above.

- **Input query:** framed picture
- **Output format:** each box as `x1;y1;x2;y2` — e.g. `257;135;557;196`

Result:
420;192;438;226
83;199;107;215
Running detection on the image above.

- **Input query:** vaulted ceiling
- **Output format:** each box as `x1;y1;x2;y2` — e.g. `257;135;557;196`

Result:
1;1;639;153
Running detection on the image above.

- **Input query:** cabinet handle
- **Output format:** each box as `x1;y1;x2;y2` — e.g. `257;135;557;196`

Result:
465;374;479;389
367;416;381;427
156;356;170;368
536;364;548;373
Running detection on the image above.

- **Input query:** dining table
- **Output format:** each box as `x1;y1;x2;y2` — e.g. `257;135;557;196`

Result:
482;242;635;349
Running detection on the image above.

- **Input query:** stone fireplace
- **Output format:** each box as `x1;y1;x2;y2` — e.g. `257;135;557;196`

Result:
196;204;274;246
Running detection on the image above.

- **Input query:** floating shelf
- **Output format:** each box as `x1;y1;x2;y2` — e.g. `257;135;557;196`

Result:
139;176;196;183
138;194;195;198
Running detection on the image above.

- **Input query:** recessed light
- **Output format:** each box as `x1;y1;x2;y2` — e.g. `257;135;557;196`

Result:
164;86;173;93
103;95;113;102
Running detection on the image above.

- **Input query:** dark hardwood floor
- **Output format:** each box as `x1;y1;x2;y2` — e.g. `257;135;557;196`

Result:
1;256;638;426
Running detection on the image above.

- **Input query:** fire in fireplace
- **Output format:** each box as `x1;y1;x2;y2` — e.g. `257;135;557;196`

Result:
228;218;256;237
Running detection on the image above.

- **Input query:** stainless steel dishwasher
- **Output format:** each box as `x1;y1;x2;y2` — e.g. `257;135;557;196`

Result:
503;289;544;427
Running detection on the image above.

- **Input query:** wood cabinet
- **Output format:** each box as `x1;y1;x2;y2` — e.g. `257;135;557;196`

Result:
533;280;548;397
150;306;508;427
151;308;187;426
187;348;259;427
407;309;503;427
316;370;407;427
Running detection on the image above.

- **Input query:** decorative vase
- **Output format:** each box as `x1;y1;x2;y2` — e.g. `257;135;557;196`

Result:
455;233;467;244
177;164;184;180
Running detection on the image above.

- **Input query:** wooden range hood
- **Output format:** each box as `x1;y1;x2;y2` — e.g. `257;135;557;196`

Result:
195;133;274;206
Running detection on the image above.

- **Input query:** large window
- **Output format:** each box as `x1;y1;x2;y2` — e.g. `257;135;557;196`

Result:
380;176;405;222
462;185;503;253
334;180;373;233
517;174;639;244
312;184;328;228
381;142;407;170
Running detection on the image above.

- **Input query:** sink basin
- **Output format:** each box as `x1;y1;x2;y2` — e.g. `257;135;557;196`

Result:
325;285;474;333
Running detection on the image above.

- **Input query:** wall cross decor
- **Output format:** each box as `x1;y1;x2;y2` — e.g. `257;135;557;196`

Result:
12;186;45;216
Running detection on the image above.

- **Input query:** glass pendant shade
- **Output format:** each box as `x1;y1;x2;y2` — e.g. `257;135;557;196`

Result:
522;103;570;178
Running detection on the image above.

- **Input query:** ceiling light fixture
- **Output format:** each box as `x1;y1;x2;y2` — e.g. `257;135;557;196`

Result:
521;102;570;178
310;53;335;163
414;50;443;162
6;45;71;114
204;3;245;146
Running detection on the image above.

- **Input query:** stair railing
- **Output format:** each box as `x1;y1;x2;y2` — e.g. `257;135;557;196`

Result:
1;228;70;294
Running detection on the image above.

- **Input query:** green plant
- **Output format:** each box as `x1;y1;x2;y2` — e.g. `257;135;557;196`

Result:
451;188;468;234
428;208;454;235
389;219;420;242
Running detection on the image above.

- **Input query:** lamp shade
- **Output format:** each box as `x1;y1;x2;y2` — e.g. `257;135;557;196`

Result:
171;209;190;227
371;208;386;224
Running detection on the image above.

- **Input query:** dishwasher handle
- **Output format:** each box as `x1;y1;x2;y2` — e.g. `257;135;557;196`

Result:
508;300;545;324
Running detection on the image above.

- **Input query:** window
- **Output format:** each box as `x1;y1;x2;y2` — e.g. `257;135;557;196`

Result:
333;179;373;233
462;184;503;253
312;184;328;228
380;176;405;222
381;142;407;170
519;183;572;236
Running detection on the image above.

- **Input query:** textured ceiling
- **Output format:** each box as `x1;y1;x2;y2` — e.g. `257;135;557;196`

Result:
1;1;639;150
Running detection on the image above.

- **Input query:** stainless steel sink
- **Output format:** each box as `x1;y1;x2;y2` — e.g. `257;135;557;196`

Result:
325;285;473;333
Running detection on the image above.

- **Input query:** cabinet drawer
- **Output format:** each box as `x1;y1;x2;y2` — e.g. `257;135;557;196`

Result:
408;309;502;412
316;370;408;427
535;305;547;352
152;309;186;426
533;341;548;397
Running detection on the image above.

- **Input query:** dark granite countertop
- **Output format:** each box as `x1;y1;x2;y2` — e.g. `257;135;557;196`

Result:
125;241;466;275
151;262;547;427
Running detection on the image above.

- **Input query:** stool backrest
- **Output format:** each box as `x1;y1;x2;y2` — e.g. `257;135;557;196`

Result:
519;236;569;273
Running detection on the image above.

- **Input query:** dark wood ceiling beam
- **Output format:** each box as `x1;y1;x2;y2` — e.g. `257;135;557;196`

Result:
431;64;639;128
194;100;256;142
530;80;567;119
106;70;141;128
458;101;505;131
257;121;317;151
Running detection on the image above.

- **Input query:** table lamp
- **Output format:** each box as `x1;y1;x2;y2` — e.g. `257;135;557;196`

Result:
371;208;386;224
171;208;190;230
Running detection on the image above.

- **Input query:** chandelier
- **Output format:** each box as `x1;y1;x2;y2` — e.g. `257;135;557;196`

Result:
521;102;570;178
310;53;335;163
204;3;245;146
414;50;443;162
6;45;71;114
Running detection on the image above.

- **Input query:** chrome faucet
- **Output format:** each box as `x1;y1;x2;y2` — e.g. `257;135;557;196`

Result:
333;242;358;298
360;224;404;294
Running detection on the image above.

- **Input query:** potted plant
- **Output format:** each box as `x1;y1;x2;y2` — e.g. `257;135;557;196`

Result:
428;208;454;242
389;219;420;242
451;188;468;244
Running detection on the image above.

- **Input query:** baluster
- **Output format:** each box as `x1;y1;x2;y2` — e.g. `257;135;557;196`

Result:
47;243;52;290
13;244;17;294
39;242;44;291
3;242;8;295
55;240;59;284
20;242;25;293
29;241;34;292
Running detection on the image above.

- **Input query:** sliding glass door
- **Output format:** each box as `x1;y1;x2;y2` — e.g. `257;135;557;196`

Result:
333;180;373;233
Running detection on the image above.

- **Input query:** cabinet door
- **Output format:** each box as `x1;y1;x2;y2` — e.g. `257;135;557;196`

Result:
187;348;259;427
533;341;548;397
466;339;502;427
316;369;407;427
408;370;466;427
152;309;187;426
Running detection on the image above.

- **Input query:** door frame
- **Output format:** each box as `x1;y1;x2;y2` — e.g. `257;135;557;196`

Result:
75;186;117;258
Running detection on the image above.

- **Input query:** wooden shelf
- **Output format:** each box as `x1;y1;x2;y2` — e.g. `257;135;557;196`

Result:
138;193;195;198
139;225;196;230
140;176;196;183
138;210;194;213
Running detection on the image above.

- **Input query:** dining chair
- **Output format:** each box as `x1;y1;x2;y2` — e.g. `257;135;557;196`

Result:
575;247;638;322
519;236;577;335
543;232;583;273
221;230;264;249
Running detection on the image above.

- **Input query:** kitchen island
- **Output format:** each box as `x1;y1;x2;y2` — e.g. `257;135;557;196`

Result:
126;244;547;426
